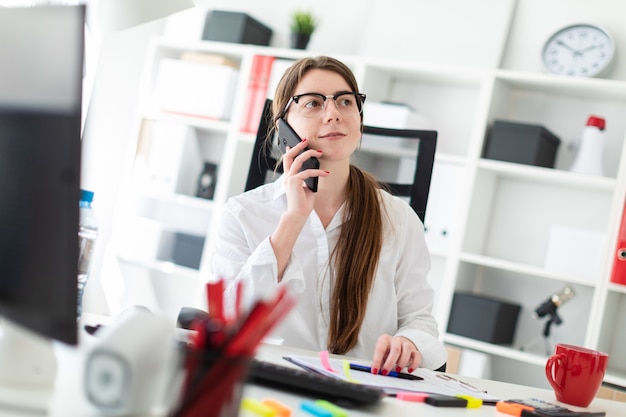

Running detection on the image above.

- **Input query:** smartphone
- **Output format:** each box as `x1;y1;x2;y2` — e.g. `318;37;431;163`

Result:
277;118;319;192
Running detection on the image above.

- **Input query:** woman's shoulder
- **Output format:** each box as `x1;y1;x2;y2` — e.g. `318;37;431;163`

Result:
227;179;284;209
377;188;423;225
378;188;411;211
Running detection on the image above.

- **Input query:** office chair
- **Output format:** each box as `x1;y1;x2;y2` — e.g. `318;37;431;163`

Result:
245;99;280;192
244;99;438;223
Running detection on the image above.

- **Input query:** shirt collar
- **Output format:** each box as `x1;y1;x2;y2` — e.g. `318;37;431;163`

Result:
273;175;287;200
272;175;345;231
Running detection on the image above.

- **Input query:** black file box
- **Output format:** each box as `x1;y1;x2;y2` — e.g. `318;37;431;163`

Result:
202;10;272;46
447;292;521;345
483;120;561;168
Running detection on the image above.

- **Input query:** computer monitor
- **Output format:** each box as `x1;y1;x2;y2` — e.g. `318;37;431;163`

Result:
0;4;84;410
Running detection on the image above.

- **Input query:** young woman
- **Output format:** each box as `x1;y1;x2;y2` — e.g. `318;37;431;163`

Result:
212;56;447;373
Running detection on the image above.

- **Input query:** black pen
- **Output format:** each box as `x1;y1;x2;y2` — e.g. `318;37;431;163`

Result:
349;363;423;380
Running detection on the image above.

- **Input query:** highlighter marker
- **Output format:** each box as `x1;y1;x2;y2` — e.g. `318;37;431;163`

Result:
241;397;277;417
314;400;348;417
456;394;482;408
396;392;428;402
496;400;534;416
300;401;333;417
424;395;468;407
262;399;292;417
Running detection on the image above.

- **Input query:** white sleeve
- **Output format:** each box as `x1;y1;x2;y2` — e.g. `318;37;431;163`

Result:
211;199;305;311
392;202;448;370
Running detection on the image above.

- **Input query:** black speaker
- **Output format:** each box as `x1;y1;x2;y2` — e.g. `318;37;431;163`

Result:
447;292;521;345
483;120;561;168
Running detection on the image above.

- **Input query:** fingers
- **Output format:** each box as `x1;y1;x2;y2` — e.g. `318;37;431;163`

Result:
283;140;326;189
371;334;422;375
282;138;313;172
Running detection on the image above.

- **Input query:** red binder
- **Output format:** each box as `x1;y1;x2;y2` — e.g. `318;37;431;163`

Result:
610;202;626;285
240;55;275;133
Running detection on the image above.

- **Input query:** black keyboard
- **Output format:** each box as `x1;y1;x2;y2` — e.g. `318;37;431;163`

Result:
246;358;385;408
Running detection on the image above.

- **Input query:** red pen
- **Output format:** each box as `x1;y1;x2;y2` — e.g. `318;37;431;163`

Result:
224;299;273;355
225;286;295;356
235;280;244;320
206;279;225;324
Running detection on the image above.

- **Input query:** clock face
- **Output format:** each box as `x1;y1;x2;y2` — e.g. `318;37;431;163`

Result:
541;24;615;78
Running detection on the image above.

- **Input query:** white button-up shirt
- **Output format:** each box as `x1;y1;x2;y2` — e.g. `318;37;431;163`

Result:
211;175;447;370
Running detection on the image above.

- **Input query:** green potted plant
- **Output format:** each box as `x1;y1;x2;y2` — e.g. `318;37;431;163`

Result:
289;10;317;49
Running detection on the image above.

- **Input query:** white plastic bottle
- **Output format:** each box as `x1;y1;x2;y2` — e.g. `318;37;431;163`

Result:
570;115;606;176
77;189;98;319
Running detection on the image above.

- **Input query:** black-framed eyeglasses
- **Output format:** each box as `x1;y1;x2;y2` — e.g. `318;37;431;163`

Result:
283;92;366;118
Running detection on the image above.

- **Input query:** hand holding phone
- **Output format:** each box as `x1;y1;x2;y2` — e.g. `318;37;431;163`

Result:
277;118;320;192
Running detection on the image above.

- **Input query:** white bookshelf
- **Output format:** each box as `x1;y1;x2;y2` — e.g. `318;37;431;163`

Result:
110;37;626;390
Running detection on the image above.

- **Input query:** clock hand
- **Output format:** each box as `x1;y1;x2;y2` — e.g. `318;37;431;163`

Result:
556;40;577;53
578;44;598;54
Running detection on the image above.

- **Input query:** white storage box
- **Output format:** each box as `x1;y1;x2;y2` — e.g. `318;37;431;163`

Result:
133;120;203;196
154;58;239;120
364;102;430;129
362;102;431;148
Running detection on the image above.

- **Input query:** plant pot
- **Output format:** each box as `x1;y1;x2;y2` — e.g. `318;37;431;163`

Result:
290;32;311;49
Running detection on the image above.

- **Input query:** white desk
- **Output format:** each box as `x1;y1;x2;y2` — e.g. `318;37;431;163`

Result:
251;344;625;417
2;342;624;417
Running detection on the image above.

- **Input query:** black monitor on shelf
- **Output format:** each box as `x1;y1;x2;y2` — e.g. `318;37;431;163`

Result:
0;4;85;410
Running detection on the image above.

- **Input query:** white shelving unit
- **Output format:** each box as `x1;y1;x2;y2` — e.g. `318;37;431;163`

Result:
110;37;626;390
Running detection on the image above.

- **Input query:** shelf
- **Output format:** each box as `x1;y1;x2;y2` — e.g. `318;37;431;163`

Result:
443;334;547;367
139;192;216;211
459;253;598;287
446;333;626;389
477;159;617;191
605;370;626;389
608;283;626;295
142;110;232;132
435;153;467;166
358;143;417;158
117;256;201;279
494;69;626;102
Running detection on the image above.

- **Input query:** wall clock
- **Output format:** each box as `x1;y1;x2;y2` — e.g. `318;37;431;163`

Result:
541;23;615;78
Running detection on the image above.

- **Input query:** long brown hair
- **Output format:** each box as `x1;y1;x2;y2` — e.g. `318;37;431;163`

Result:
270;56;384;354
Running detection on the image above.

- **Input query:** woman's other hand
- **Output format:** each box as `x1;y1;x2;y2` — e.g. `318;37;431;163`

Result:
371;334;422;375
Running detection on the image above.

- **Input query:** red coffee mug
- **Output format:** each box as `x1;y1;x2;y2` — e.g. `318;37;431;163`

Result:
545;344;608;407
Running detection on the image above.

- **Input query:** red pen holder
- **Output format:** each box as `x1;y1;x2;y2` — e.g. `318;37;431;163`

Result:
173;349;252;417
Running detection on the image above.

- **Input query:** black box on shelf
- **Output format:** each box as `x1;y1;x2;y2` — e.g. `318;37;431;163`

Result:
483;120;561;168
202;10;272;46
157;232;205;270
447;292;521;345
172;233;205;270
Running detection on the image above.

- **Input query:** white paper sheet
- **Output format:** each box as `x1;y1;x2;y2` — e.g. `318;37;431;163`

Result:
283;355;499;401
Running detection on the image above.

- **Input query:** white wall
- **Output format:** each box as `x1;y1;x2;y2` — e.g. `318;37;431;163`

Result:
501;0;626;80
167;0;516;69
82;0;626;314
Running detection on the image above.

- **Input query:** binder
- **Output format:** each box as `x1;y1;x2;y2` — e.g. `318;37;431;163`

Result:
610;202;626;285
241;55;275;133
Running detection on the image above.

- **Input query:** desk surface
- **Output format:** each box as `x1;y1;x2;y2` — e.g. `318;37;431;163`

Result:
1;341;624;417
251;344;625;417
